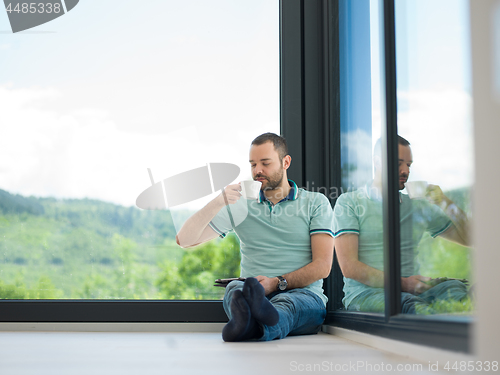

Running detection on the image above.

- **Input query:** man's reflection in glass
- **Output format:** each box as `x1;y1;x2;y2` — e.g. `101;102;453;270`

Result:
333;136;471;314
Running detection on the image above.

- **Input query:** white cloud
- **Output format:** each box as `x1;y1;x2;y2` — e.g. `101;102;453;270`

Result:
0;0;281;211
397;88;474;190
0;86;276;208
341;88;474;193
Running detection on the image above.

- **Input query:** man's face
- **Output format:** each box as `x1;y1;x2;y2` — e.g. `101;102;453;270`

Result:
398;144;413;190
249;142;285;191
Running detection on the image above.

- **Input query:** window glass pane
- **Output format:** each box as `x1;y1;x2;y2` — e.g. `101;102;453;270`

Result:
395;0;474;315
0;0;279;300
333;0;386;314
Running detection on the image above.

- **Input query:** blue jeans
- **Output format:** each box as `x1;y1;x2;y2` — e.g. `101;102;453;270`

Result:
347;280;468;314
223;281;326;341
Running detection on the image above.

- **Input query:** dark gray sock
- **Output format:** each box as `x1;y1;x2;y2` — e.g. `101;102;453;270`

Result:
242;277;279;327
222;290;260;342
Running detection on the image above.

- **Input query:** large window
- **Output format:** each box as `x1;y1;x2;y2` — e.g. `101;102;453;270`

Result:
395;0;474;316
335;0;474;318
278;0;471;352
329;0;472;351
336;0;387;315
0;0;279;303
1;0;474;353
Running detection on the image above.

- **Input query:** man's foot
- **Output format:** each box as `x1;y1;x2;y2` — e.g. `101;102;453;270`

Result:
222;290;260;342
242;277;279;326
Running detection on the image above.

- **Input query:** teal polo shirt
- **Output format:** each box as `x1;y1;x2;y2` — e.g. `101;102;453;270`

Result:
332;185;452;309
209;180;334;305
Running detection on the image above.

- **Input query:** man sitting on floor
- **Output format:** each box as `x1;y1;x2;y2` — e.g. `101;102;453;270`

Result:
176;133;334;341
333;136;470;314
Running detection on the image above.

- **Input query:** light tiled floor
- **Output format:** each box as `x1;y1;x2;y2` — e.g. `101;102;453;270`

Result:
0;331;450;375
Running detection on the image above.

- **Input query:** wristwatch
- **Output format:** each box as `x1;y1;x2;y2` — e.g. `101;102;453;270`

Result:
277;276;288;291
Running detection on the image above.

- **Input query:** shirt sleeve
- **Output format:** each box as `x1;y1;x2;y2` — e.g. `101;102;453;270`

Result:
209;199;249;238
332;193;360;238
209;206;232;238
418;200;453;238
309;194;334;237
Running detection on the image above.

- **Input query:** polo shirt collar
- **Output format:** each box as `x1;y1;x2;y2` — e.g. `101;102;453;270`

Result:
258;180;298;204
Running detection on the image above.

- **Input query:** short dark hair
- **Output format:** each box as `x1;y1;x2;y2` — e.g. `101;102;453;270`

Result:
374;135;411;158
251;132;289;160
398;135;410;147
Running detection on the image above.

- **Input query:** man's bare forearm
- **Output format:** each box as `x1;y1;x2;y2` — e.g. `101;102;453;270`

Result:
442;197;470;246
283;259;332;289
258;260;332;295
336;233;432;294
258;234;334;295
336;234;385;289
176;184;242;248
343;259;385;288
345;261;430;294
427;185;470;246
176;194;225;248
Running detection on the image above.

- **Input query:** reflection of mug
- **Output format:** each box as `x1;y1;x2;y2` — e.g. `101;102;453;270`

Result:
241;180;262;200
406;181;428;199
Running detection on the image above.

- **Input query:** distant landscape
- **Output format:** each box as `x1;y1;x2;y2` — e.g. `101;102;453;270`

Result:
0;188;240;300
0;187;472;313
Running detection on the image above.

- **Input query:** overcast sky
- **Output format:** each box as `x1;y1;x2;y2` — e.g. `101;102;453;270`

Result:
0;0;473;211
369;0;473;191
0;0;280;209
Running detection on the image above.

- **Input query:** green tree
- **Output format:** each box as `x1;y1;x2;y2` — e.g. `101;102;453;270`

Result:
0;275;62;299
156;234;241;300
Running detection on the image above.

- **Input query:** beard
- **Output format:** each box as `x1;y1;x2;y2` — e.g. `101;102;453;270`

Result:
399;174;408;190
255;168;284;191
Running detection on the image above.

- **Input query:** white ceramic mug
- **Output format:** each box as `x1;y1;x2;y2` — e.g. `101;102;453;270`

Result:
405;181;428;199
240;180;262;200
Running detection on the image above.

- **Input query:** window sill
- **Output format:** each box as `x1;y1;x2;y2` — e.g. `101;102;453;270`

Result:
325;311;472;353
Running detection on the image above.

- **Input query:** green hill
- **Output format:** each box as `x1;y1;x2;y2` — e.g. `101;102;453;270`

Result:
0;189;240;300
0;189;44;216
